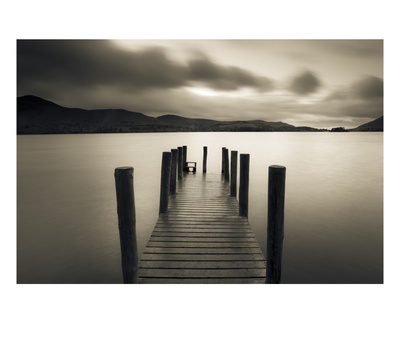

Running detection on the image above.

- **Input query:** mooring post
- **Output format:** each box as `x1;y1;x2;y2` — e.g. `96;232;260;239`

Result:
230;151;238;197
177;147;183;180
170;149;178;195
239;154;250;217
203;146;207;173
183;145;187;171
159;152;172;213
222;147;226;173
266;165;286;284
223;148;229;182
114;167;139;284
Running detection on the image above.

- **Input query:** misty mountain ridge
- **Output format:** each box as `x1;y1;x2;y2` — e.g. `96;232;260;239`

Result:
17;95;382;134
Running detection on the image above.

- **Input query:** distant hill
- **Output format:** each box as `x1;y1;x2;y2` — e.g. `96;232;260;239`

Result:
351;116;383;132
17;95;326;134
206;120;296;132
157;114;219;131
17;95;163;134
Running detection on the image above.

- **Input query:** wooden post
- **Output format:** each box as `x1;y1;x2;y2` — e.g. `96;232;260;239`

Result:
183;145;187;171
203;146;207;173
114;167;138;284
223;148;229;182
266;165;286;284
230;151;238;197
221;147;226;173
170;149;178;195
177;147;183;180
239;154;250;217
159;152;172;213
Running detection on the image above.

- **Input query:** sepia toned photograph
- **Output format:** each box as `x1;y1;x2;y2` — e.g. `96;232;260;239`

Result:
17;39;383;284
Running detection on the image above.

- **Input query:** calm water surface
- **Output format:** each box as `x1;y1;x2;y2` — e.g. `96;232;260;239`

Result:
17;132;383;283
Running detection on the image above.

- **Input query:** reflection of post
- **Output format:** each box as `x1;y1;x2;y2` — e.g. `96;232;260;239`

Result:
223;148;229;182
178;147;183;180
203;146;207;173
159;152;172;214
230;151;238;197
114;167;138;284
221;147;226;173
170;149;178;195
183;146;187;171
266;165;286;284
239;154;250;217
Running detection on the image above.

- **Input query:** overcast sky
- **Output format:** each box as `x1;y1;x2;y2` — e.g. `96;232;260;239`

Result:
17;39;383;129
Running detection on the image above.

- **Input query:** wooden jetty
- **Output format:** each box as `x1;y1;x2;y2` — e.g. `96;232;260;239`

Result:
114;146;285;284
139;173;266;283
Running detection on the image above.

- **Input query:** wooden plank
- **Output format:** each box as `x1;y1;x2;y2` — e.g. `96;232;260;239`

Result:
152;229;254;234
139;278;266;284
151;232;256;237
139;260;266;269
148;240;258;244
159;215;243;220
165;210;239;214
156;221;249;226
155;223;251;228
158;217;248;222
140;253;265;261
146;241;261;248
143;247;263;254
149;237;257;241
155;224;250;229
139;268;266;278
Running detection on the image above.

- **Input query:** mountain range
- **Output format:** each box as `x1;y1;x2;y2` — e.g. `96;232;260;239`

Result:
17;95;383;134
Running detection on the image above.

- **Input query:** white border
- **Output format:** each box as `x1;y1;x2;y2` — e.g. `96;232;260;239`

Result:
3;1;399;342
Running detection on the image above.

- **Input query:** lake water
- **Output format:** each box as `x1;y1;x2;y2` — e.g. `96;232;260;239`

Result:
17;132;383;284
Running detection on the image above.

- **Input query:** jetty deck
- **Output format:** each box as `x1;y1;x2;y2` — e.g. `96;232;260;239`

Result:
138;173;266;284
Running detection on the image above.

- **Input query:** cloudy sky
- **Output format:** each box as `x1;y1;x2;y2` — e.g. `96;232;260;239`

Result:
17;39;383;129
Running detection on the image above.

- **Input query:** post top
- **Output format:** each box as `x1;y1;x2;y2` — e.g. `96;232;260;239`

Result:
115;167;134;176
115;166;133;170
269;165;286;169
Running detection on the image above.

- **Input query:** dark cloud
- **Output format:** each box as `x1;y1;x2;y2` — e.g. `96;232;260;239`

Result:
188;57;274;92
17;40;274;104
325;75;383;102
288;71;321;95
17;40;188;93
352;75;383;99
316;75;384;120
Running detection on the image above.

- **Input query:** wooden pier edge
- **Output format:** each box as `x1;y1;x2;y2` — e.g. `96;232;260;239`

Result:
266;165;286;284
239;154;250;217
203;146;207;173
231;151;238;197
114;167;139;284
177;147;183;180
223;148;229;182
221;147;226;173
170;149;178;195
183;145;187;170
159;152;172;214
